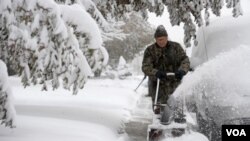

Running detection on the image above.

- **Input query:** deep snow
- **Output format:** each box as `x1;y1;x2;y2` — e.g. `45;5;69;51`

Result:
0;76;209;141
0;77;143;141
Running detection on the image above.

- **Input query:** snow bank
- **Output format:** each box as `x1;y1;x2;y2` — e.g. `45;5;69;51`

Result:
0;115;118;141
0;76;144;141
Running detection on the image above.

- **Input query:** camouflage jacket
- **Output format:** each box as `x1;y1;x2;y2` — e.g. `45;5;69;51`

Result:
142;41;190;82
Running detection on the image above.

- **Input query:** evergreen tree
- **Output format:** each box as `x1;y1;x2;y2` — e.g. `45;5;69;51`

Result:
0;0;110;94
0;0;109;127
104;12;154;68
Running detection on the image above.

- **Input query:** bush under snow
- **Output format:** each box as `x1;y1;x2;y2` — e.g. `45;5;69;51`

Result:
0;60;16;128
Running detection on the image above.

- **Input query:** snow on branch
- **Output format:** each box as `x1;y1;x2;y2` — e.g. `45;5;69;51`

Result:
0;0;109;94
0;60;16;128
60;4;103;50
95;0;243;47
79;0;110;31
0;0;243;95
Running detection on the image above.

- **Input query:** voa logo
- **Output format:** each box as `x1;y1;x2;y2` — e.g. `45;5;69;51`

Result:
226;129;246;136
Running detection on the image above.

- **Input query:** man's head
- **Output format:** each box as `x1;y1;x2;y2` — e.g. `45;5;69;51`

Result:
154;25;168;48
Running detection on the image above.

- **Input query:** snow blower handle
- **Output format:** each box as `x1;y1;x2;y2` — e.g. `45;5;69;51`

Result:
154;78;160;107
166;72;175;76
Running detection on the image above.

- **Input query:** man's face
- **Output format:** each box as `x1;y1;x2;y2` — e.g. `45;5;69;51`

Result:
155;36;168;48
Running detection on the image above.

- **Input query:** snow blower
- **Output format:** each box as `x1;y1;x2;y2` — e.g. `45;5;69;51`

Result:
147;73;187;141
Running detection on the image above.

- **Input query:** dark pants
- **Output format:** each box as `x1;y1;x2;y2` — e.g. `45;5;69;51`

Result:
148;80;169;104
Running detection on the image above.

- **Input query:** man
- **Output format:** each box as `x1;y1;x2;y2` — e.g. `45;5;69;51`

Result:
142;25;190;123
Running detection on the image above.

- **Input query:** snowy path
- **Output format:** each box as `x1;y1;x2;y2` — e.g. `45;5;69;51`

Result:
125;95;153;141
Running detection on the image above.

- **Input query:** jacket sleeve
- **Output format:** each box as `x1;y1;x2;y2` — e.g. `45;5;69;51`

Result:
142;47;158;76
176;44;190;73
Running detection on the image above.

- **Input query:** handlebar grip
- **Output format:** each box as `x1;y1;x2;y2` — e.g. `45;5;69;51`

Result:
166;73;175;76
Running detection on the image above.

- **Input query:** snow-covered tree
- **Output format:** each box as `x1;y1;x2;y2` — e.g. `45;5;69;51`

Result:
0;0;108;127
0;0;111;93
1;0;242;92
56;0;123;77
0;60;16;128
0;0;242;128
94;0;242;47
117;56;131;79
104;12;154;68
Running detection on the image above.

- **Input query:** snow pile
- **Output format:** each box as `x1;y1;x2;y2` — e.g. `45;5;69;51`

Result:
117;56;132;79
0;76;143;141
1;115;119;141
101;56;132;79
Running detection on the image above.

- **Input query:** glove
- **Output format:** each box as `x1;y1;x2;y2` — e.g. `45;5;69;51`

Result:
175;70;186;80
155;71;167;80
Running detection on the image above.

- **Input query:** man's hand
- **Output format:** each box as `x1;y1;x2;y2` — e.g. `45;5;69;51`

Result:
175;70;186;80
155;71;167;80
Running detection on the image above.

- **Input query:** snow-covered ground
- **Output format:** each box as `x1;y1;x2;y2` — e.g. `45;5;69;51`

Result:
0;76;145;141
1;75;210;141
